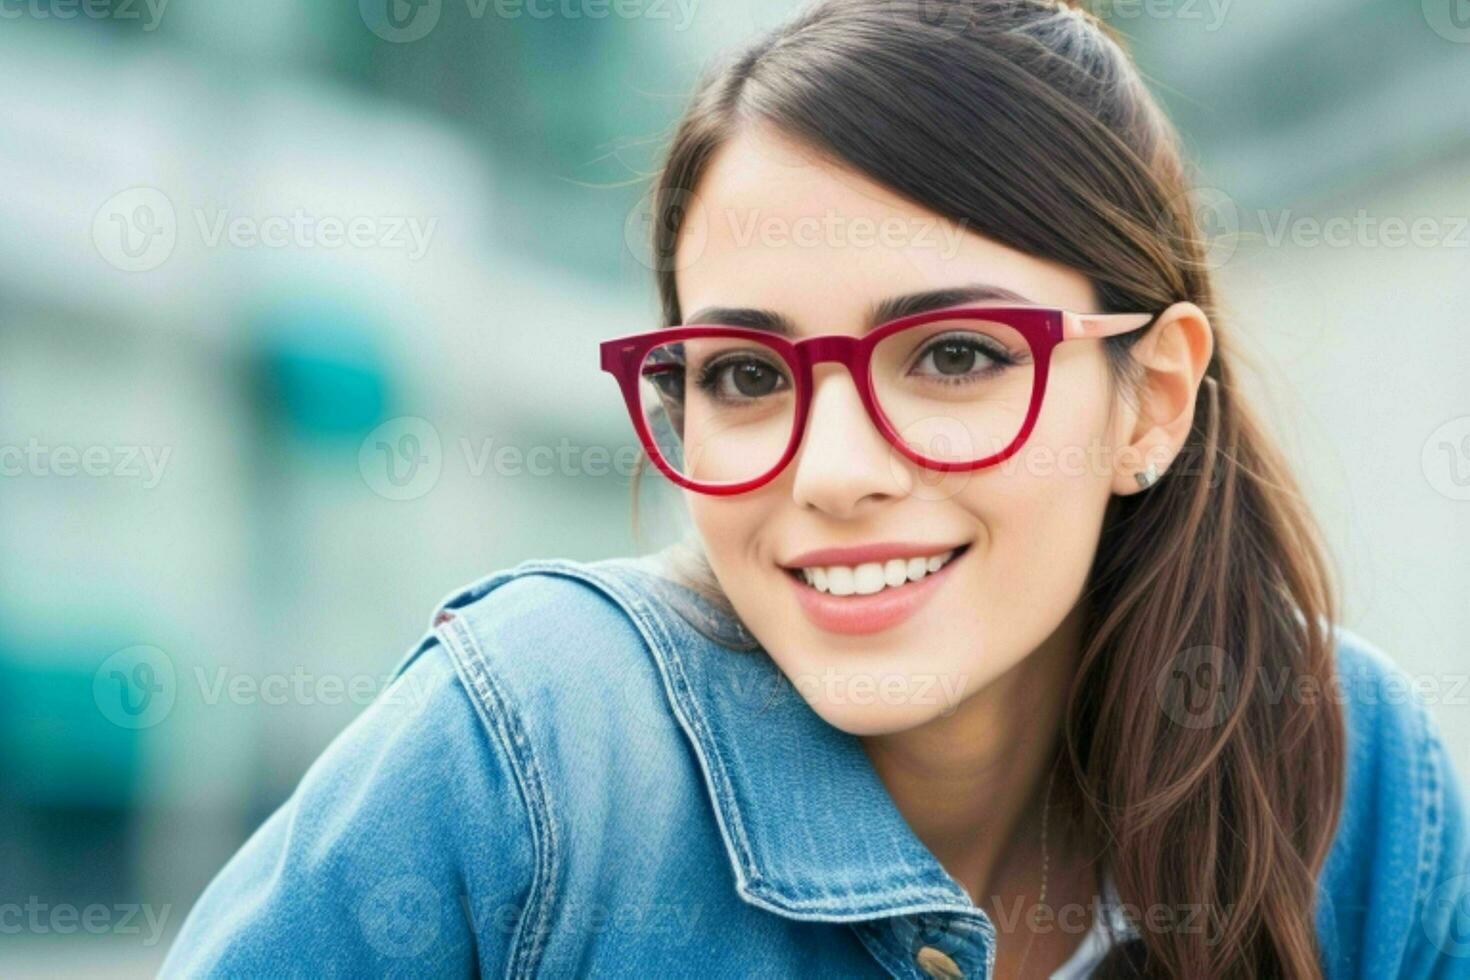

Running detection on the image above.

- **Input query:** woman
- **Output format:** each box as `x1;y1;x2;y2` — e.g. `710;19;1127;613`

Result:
164;1;1469;976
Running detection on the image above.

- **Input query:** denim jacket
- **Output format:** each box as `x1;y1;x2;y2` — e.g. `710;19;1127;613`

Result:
162;553;1470;978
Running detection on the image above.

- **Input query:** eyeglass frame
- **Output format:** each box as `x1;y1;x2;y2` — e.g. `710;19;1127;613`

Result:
599;304;1158;496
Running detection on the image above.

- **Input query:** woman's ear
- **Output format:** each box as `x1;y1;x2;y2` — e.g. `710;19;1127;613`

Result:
1111;301;1215;495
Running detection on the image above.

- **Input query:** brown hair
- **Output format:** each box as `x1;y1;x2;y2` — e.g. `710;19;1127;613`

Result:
630;1;1345;975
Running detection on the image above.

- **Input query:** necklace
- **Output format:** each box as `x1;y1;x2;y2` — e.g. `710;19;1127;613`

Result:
1014;760;1059;977
1038;760;1056;908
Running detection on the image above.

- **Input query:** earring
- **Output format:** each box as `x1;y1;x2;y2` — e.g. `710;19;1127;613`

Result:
1135;462;1160;490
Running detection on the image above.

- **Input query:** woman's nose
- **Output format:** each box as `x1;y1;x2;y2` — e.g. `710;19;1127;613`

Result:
789;364;912;519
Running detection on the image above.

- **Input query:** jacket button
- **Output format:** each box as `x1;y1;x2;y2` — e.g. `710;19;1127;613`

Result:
914;945;964;979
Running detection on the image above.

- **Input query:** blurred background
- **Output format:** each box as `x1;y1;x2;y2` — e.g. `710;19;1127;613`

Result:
1;0;1466;974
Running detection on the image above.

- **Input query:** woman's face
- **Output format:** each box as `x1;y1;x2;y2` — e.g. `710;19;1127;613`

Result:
674;126;1135;736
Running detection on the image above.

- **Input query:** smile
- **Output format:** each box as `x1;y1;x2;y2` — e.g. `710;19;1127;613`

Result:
788;547;962;596
781;543;970;635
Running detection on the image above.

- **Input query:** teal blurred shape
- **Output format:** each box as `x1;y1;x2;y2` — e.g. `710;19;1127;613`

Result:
0;650;140;808
248;300;391;440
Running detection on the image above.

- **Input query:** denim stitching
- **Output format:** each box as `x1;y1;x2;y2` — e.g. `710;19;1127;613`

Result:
436;611;559;980
530;563;768;888
1413;701;1445;921
584;563;969;917
440;559;971;924
590;566;972;911
851;921;911;978
625;592;764;881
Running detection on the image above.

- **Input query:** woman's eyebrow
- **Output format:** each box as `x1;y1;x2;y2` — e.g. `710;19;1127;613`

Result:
868;283;1036;326
679;283;1036;336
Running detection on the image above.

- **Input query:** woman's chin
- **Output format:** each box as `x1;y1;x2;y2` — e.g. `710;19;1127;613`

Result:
802;695;953;737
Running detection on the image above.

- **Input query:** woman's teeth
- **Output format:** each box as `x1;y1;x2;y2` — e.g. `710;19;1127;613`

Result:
795;549;958;596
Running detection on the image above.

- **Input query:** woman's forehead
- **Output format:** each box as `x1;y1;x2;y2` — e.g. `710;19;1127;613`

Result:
672;128;1098;327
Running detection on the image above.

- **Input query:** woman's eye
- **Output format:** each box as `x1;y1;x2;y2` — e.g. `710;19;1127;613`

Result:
702;357;790;399
911;336;1007;378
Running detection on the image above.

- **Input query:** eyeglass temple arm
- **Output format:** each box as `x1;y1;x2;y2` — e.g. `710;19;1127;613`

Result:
1062;312;1156;341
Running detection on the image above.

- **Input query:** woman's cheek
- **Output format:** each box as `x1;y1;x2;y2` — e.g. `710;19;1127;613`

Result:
955;425;1117;652
686;492;777;604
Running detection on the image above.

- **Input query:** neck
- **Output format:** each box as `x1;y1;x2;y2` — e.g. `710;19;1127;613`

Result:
858;603;1085;904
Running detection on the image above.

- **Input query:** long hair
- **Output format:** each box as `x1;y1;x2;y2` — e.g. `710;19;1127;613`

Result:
630;2;1345;975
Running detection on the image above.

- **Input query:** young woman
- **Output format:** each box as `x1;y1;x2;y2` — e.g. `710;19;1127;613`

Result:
164;1;1469;977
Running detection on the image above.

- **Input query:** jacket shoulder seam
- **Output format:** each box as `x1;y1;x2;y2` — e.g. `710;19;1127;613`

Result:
434;610;560;980
1334;628;1450;927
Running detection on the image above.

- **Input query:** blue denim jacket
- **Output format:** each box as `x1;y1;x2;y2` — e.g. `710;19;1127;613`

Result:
163;553;1470;978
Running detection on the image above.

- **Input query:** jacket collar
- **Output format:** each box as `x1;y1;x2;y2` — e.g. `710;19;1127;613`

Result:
590;550;984;922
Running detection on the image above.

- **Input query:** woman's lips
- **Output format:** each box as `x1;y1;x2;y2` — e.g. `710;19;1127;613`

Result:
784;546;966;635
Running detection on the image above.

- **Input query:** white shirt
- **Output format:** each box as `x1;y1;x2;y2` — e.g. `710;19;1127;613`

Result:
1049;870;1136;979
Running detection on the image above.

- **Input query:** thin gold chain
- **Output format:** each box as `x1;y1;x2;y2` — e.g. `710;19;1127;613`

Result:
1014;759;1059;977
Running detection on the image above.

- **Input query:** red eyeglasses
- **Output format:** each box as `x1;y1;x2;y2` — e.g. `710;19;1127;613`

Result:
599;305;1157;496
